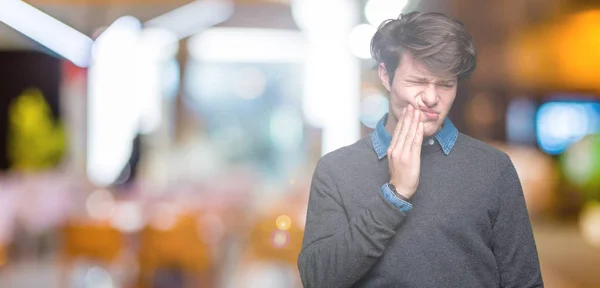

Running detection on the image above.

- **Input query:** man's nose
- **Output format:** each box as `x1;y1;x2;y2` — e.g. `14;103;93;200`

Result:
421;84;438;107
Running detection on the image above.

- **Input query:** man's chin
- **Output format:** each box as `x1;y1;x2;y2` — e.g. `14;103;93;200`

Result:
423;121;441;137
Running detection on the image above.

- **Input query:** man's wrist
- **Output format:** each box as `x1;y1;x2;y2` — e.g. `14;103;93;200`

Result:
381;183;413;212
387;182;411;202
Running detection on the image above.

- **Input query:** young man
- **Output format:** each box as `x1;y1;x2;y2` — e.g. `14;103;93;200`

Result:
298;12;543;288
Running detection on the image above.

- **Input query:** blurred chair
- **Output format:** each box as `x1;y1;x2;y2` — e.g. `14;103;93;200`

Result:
137;213;215;288
59;221;125;287
61;221;124;262
248;214;303;265
233;210;304;288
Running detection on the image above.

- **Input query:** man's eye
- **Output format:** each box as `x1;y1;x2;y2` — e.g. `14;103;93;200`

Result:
439;84;454;88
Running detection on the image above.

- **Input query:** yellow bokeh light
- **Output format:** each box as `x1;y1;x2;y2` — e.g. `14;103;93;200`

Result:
506;9;600;91
276;215;292;231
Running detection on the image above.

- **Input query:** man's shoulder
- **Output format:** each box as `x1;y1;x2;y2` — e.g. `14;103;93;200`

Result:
455;133;512;166
316;137;373;173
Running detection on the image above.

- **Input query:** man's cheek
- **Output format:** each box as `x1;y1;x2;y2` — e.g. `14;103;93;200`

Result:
415;94;426;107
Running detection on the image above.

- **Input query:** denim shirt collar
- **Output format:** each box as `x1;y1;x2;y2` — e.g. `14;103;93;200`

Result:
371;113;458;159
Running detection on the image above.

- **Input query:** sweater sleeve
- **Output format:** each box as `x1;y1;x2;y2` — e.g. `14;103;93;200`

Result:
298;159;407;288
492;158;544;287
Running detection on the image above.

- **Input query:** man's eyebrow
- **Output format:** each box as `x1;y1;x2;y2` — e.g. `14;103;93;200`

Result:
437;79;456;84
405;76;455;83
404;76;430;82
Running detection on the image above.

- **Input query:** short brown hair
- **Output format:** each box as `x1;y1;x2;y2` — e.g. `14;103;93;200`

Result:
370;11;476;82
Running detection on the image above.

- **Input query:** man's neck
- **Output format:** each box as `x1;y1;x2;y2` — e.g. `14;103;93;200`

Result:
384;116;397;136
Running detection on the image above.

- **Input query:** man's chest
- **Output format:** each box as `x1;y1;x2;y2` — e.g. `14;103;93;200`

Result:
341;161;500;286
340;160;496;238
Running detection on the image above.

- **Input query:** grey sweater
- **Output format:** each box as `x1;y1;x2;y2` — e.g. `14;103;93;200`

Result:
298;133;543;288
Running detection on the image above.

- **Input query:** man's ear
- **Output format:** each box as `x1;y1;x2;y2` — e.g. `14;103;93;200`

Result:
378;63;391;92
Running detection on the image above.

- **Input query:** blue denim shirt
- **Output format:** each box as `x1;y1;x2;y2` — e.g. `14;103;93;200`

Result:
371;113;459;212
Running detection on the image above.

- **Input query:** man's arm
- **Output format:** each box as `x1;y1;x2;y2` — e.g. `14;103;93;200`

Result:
492;159;544;287
298;106;422;287
297;159;407;288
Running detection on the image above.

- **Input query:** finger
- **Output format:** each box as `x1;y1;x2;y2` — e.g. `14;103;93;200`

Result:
412;122;424;155
388;107;406;152
394;105;413;152
403;109;421;154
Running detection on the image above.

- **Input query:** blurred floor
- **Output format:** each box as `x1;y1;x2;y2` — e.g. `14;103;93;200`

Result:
0;220;599;287
0;258;60;288
534;220;600;288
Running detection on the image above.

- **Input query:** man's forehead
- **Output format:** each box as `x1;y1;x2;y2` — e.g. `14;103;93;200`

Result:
402;67;454;82
404;73;454;82
398;52;455;81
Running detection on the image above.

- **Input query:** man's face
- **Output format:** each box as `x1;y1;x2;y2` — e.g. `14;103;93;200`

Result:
378;52;457;137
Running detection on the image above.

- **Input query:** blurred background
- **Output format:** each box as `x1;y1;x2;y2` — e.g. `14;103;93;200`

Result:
0;0;599;287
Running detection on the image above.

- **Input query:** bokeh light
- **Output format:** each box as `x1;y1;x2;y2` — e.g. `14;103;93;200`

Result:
360;92;389;128
348;24;377;59
364;0;410;27
536;102;600;155
84;266;114;288
110;202;144;233
506;98;537;144
86;189;115;220
271;230;290;249
87;15;142;187
275;215;292;231
562;134;600;198
580;202;600;248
